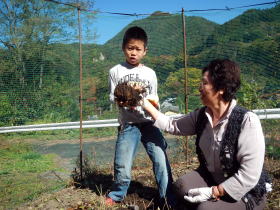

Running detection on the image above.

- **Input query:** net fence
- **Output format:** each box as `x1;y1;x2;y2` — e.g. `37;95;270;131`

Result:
0;1;279;127
0;0;279;208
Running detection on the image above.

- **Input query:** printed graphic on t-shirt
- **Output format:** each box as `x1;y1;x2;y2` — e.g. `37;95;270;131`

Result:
117;73;152;95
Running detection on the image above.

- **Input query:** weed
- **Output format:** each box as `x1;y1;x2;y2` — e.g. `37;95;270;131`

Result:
0;139;66;209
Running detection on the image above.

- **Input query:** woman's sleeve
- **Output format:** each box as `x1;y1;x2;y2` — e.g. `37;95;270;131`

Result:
154;110;198;136
220;112;265;201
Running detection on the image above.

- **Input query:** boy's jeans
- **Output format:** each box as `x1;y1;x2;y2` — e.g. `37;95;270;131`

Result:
108;122;173;203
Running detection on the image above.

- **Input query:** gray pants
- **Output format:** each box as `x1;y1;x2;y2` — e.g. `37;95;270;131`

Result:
173;168;266;210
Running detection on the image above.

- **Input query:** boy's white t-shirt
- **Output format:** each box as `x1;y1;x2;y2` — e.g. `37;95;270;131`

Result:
109;62;158;125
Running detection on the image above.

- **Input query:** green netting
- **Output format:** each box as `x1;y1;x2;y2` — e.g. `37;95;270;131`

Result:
0;1;279;127
0;2;279;209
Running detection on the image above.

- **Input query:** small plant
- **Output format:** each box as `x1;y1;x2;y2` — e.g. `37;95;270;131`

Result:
267;145;280;159
0;139;66;209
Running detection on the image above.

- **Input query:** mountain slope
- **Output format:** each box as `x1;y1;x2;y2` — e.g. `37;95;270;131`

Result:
102;13;218;61
189;4;280;88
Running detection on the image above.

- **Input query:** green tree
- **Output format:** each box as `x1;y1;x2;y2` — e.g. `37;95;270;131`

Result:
0;0;97;125
237;79;276;110
164;67;201;112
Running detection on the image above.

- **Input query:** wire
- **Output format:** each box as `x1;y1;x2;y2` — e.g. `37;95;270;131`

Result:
183;1;280;13
44;0;280;16
44;0;80;9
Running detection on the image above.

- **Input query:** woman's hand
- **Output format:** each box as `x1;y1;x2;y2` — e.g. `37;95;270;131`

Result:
184;185;226;203
140;97;161;120
184;187;214;203
144;95;159;109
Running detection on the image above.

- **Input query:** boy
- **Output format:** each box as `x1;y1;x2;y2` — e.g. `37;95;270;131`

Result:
107;26;173;207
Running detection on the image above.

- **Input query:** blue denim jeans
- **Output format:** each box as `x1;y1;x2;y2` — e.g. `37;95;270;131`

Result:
108;122;173;203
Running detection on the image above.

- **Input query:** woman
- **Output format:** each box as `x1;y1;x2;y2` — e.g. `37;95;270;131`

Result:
142;59;271;210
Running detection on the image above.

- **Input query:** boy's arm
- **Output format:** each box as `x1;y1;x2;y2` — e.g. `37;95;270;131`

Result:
151;71;158;97
147;71;159;108
109;70;116;103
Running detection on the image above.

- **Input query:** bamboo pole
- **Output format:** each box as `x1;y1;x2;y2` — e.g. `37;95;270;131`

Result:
182;8;189;164
78;7;84;181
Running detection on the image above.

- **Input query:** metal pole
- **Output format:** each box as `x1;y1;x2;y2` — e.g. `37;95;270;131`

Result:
182;8;188;112
78;7;83;181
182;8;189;164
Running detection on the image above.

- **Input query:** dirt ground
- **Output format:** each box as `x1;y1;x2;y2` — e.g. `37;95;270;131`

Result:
15;156;280;210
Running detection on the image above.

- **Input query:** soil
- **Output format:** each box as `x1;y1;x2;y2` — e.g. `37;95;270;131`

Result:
14;136;280;210
14;159;280;210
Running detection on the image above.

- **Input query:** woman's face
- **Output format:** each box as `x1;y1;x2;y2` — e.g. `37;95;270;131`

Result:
199;71;221;106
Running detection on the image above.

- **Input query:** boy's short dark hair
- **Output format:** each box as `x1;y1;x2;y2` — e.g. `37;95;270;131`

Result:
122;26;148;49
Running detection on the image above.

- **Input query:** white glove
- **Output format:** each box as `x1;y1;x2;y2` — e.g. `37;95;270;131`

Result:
265;182;272;193
184;187;213;203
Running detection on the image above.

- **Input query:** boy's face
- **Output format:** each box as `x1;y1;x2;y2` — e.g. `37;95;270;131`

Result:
123;39;146;66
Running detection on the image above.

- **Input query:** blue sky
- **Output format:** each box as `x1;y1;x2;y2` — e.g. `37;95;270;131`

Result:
91;0;276;44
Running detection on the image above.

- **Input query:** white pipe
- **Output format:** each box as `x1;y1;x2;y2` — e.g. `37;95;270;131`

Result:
0;108;279;134
0;123;120;133
0;119;118;130
257;114;280;120
252;108;280;114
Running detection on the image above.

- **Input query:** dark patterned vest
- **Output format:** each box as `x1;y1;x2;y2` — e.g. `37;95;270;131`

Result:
195;105;271;210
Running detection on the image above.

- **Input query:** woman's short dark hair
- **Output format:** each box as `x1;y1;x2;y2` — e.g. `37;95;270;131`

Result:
122;26;148;49
202;59;241;102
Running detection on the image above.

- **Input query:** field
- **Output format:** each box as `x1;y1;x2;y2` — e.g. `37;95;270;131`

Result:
1;123;279;210
14;154;280;210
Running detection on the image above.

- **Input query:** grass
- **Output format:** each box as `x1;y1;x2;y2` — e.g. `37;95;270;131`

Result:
0;118;279;209
0;138;67;210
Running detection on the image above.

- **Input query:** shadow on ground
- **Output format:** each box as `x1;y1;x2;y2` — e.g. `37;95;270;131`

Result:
71;163;166;209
